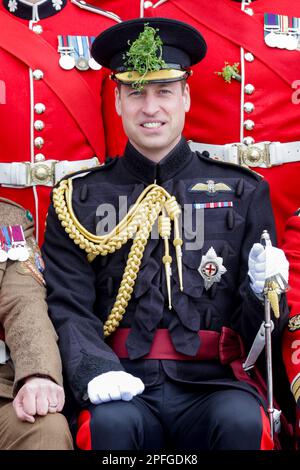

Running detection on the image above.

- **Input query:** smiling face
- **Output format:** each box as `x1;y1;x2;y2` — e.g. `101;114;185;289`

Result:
115;81;191;162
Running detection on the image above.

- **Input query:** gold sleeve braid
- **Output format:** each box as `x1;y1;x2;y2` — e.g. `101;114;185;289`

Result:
52;179;183;337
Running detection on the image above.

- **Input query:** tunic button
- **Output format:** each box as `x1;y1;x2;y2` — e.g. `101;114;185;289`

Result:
244;7;254;16
244;119;255;131
244;52;254;62
35;153;45;162
244;83;255;95
34;120;45;131
243;136;255;145
32;24;43;34
244;102;254;113
32;69;44;80
144;1;153;8
34;103;46;114
34;136;44;149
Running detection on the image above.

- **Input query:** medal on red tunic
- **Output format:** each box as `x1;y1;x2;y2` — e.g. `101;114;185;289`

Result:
264;13;299;51
58;35;103;71
88;37;102;71
73;35;89;71
58;35;75;70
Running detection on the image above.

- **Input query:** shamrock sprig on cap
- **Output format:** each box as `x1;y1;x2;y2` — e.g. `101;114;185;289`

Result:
123;24;166;90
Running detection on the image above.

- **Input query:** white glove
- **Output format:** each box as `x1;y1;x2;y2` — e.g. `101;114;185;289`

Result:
87;371;145;405
248;243;289;295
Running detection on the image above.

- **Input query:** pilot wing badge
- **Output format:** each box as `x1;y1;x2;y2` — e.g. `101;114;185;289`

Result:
189;180;233;194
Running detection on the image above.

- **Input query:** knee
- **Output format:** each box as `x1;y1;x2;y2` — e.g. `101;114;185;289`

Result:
78;401;146;450
92;401;144;435
216;404;262;436
211;394;263;449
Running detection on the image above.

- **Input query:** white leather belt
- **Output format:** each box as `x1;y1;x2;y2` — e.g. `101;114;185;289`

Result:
188;141;300;168
0;157;99;187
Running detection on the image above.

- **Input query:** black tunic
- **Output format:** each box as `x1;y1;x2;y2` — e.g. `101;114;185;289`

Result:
42;138;287;406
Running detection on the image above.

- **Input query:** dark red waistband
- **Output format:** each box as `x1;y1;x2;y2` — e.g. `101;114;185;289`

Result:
108;327;244;363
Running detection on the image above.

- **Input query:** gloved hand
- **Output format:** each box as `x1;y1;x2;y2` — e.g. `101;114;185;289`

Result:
248;243;289;295
87;371;145;405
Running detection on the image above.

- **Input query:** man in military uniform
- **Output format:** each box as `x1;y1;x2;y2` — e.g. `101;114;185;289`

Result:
43;18;289;450
0;0;122;244
103;0;300;247
282;210;300;445
0;198;73;449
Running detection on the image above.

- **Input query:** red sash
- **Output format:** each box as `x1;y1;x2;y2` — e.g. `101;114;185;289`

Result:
108;327;243;363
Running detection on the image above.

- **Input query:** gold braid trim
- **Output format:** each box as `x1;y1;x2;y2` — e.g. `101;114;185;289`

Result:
53;179;182;337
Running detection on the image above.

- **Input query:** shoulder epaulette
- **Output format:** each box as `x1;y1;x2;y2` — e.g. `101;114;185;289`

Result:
53;157;118;189
195;151;263;181
71;0;122;23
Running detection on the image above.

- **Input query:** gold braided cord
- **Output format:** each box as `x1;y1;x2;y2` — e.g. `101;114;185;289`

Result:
158;210;172;309
53;178;182;337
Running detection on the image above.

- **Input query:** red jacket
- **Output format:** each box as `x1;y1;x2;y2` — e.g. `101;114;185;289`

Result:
0;0;119;243
103;0;300;246
282;214;300;406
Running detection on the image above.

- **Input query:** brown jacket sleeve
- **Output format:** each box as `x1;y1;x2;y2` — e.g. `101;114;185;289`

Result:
0;198;63;396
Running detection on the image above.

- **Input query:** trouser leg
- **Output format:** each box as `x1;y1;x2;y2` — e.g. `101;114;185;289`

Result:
77;393;164;450
165;384;273;450
0;398;73;450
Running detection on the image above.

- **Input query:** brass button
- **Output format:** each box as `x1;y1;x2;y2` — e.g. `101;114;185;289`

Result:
244;52;254;62
244;84;255;95
243;136;255;146
34;120;45;131
34;103;46;114
35;153;45;162
33;69;44;80
244;102;254;113
32;24;43;34
34;136;44;149
244;119;255;131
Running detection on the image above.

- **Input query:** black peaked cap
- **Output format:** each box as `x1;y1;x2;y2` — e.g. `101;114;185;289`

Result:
91;17;207;71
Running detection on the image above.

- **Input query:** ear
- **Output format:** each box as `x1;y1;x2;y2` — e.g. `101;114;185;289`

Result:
115;87;121;116
183;83;191;113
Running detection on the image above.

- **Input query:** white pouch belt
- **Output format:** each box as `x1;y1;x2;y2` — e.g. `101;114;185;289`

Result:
188;140;300;168
0;157;99;187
